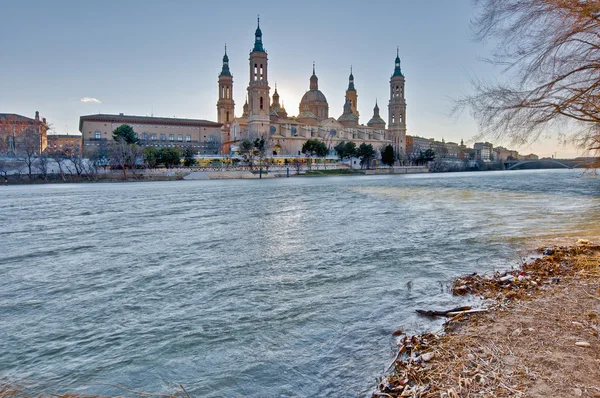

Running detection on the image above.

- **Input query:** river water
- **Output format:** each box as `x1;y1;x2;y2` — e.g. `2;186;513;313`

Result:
1;169;599;397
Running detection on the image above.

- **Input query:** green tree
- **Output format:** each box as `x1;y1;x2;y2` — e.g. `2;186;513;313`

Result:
238;139;255;167
253;137;266;167
160;147;181;168
334;141;358;160
143;146;160;168
112;124;139;145
302;139;327;157
356;143;375;169
381;144;395;167
183;146;197;167
334;141;346;160
302;139;328;169
343;142;357;159
423;148;435;162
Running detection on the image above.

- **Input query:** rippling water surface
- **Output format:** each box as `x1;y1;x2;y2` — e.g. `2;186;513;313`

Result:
1;170;599;396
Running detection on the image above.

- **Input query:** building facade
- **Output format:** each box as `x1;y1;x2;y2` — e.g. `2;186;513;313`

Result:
223;19;408;158
47;133;82;154
79;114;223;154
0;112;48;155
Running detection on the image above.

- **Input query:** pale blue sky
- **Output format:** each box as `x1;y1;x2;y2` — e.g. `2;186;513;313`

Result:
0;0;581;157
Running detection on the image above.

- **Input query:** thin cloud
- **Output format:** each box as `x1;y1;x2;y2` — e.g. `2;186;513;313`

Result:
81;97;102;104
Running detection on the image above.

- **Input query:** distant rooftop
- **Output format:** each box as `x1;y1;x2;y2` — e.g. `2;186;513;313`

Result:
0;113;44;124
79;113;221;132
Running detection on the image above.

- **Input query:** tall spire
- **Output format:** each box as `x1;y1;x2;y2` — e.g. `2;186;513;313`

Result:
393;47;403;77
220;44;231;76
347;66;356;91
310;62;318;90
253;15;264;52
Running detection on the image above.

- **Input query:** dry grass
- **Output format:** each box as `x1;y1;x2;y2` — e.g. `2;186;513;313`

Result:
376;242;600;398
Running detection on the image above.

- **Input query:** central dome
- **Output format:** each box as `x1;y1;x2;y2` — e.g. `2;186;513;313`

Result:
298;65;329;122
300;89;327;104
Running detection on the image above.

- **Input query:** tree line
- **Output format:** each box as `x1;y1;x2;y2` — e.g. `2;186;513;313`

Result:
0;123;198;181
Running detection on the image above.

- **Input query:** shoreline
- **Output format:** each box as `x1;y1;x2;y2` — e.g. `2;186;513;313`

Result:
375;241;600;397
0;166;430;184
1;240;598;397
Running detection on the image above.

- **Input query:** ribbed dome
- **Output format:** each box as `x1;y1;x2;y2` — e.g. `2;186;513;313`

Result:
338;112;359;122
367;115;386;126
300;89;328;104
298;110;317;119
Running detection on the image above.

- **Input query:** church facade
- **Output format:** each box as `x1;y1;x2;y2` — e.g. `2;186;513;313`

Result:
218;19;407;158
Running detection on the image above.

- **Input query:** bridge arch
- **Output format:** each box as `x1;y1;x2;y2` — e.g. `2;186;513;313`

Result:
506;159;571;170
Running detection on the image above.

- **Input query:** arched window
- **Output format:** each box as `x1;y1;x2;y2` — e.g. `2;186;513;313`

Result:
260;64;263;80
226;111;230;122
260;97;264;110
392;115;395;124
254;64;258;81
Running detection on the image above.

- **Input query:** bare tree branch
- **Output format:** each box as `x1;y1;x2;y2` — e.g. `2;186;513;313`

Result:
458;0;600;157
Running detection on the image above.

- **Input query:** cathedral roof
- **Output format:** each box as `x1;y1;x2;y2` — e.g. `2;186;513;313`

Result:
367;100;385;127
347;66;356;91
300;89;328;105
393;48;403;77
338;112;359;122
367;115;386;126
338;98;359;122
219;45;231;76
253;18;265;52
298;110;317;119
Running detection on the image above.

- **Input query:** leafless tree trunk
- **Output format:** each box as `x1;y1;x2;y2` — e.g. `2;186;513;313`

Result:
457;0;600;160
17;128;41;180
37;152;50;182
109;139;141;179
50;150;68;182
66;145;85;176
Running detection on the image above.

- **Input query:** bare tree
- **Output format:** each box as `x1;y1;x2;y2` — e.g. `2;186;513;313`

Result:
109;139;141;179
17;128;41;180
37;151;50;182
458;0;600;162
49;149;68;182
61;144;84;177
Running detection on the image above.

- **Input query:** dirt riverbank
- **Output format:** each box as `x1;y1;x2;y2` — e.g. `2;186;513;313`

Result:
376;242;600;397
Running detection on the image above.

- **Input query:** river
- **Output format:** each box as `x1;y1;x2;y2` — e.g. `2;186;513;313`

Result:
1;169;598;397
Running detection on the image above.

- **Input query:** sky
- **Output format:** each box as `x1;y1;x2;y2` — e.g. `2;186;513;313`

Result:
0;0;584;158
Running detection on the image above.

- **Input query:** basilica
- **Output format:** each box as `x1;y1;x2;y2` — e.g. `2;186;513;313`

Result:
216;19;407;157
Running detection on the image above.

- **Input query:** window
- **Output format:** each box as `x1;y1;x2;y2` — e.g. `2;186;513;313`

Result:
151;133;157;140
95;131;101;139
177;134;183;142
226;111;230;122
260;97;263;110
169;134;174;141
186;134;191;142
160;134;166;141
141;133;148;141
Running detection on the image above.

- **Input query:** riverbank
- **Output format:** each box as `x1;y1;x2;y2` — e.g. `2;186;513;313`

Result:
376;241;600;397
2;166;429;184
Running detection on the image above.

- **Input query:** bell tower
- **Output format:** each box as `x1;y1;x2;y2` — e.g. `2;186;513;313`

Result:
247;17;270;138
345;66;359;119
217;45;235;146
388;48;407;154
